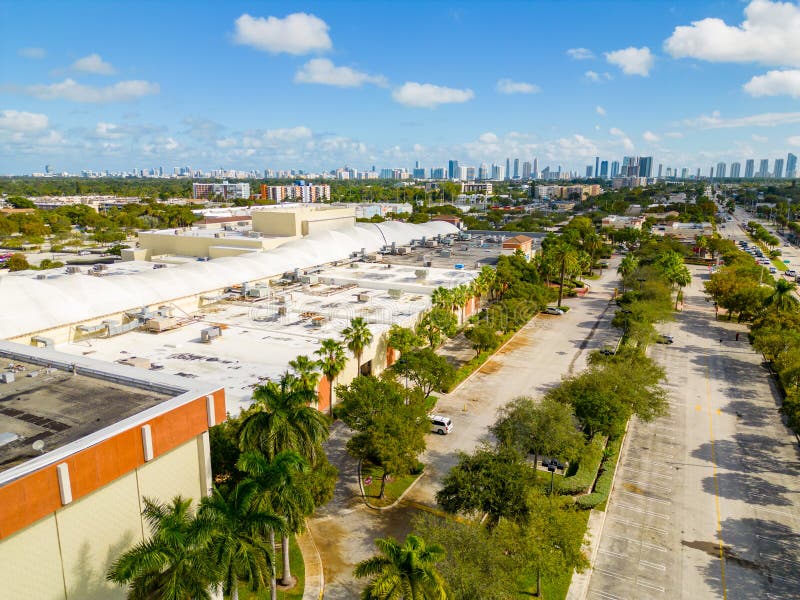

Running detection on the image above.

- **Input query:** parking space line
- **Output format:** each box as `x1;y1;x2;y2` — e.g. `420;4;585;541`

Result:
636;579;666;592
623;457;674;469
620;467;673;481
754;505;800;521
595;568;633;581
639;560;666;571
759;552;800;568
619;490;672;505
600;548;627;558
622;479;671;493
610;516;668;535
616;503;669;519
592;591;626;600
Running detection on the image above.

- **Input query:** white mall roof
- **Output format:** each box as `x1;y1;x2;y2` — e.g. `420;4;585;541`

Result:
0;221;457;340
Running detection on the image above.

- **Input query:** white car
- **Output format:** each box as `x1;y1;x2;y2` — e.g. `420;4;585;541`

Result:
543;307;565;315
769;267;777;274
430;415;453;435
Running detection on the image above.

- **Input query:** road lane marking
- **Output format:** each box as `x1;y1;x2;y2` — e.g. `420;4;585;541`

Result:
706;353;727;600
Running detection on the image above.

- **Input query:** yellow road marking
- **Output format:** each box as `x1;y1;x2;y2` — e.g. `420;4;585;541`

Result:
706;354;727;599
695;404;702;411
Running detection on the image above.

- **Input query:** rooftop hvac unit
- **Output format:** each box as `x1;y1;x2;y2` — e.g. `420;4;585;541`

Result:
278;306;289;316
248;231;260;238
424;240;438;248
214;233;222;238
201;326;222;343
299;275;318;284
66;266;81;275
153;263;166;269
247;286;270;298
396;247;410;255
388;289;403;299
1;372;15;384
94;263;108;271
36;274;46;280
357;292;370;303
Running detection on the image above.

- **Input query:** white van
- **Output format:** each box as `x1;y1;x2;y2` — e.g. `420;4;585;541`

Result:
430;415;453;435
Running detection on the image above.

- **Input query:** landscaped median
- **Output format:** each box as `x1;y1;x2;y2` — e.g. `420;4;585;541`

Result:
359;459;424;509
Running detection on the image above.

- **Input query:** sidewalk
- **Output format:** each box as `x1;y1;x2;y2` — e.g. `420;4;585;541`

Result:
298;529;324;600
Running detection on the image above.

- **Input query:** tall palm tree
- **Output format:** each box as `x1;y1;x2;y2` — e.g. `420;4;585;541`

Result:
239;372;331;464
238;450;315;589
764;278;800;312
582;233;603;276
617;255;639;293
107;496;218;600
430;287;453;312
475;265;496;301
342;316;374;374
314;338;348;415
288;354;322;392
451;285;469;324
200;481;285;600
354;534;448;600
548;239;579;308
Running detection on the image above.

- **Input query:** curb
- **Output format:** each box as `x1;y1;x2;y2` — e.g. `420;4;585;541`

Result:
298;526;325;600
358;458;426;511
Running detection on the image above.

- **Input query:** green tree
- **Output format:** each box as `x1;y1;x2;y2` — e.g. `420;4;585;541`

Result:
239;372;331;464
6;253;29;271
391;347;456;398
342;316;374;374
546;239;579;308
288;354;322;392
336;376;428;498
490;396;584;466
616;255;639;293
200;481;284;600
354;535;447;600
314;338;348;415
416;308;457;348
467;321;500;354
386;324;423;354
106;496;218;599
764;278;800;312
436;446;534;528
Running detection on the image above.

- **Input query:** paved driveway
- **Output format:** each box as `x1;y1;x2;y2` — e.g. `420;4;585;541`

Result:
309;260;622;598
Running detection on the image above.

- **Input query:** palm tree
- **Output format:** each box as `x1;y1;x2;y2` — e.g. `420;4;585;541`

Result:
451;285;469;324
238;450;315;589
354;534;448;600
288;354;321;392
617;255;639;293
764;278;800;312
200;481;285;600
582;233;603;276
107;496;218;600
239;372;331;464
548;239;579;308
342;316;374;374
314;338;347;415
475;265;496;301
430;286;453;312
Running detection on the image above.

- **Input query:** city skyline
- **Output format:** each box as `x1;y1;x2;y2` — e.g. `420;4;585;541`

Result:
3;1;800;174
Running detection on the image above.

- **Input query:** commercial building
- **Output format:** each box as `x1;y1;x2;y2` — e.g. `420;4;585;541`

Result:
600;161;609;178
610;161;620;178
192;181;250;201
462;182;493;195
638;156;653;178
260;184;330;203
601;215;645;230
611;176;647;189
758;159;769;178
730;162;741;178
774;158;785;179
716;162;726;179
501;235;534;259
787;153;797;178
744;159;755;178
0;341;223;600
448;160;459;180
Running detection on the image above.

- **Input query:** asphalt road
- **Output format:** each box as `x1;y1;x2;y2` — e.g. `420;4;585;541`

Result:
586;264;800;600
309;259;622;599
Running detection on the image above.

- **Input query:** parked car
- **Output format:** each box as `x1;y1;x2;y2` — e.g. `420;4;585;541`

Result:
769;267;777;274
543;307;565;315
655;334;674;344
786;270;797;278
430;415;453;435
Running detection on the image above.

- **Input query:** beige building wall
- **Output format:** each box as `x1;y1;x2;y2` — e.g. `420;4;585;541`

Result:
251;206;356;237
0;437;206;600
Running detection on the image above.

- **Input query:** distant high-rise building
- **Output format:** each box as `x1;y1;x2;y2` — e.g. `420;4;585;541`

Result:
522;161;532;179
744;159;755;178
586;166;594;178
458;165;468;180
513;158;520;179
758;159;769;178
505;158;511;180
431;167;446;179
491;164;506;180
730;162;741;178
533;158;539;178
610;161;620;178
710;167;714;178
774;158;785;179
448;160;459;180
597;161;607;178
478;163;489;180
466;166;476;181
622;156;640;177
412;162;425;178
716;162;726;179
787;153;798;178
595;157;600;179
657;163;663;178
696;168;701;179
638;156;653;178
681;167;689;179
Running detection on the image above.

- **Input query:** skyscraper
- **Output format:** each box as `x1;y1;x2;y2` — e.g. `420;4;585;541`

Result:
513;158;520;179
492;164;505;180
758;159;769;178
448;160;459;180
716;162;726;179
774;158;785;178
744;159;755;178
787;153;798;178
586;166;593;178
532;158;539;179
478;163;489;180
638;156;653;178
681;167;689;179
657;163;663;178
600;161;609;178
730;162;741;178
522;161;532;179
594;157;599;179
610;161;620;178
505;158;511;180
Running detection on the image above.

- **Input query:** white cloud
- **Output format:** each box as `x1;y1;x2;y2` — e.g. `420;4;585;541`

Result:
643;130;661;142
752;134;768;142
609;127;634;151
605;47;654;76
596;105;606;116
743;69;800;98
18;47;45;59
609;127;626;137
71;53;115;75
788;135;800;146
264;126;313;142
495;79;540;94
0;110;49;132
585;71;600;82
478;132;499;144
567;48;595;60
294;59;386;87
95;122;122;138
664;0;800;67
233;13;331;55
683;109;800;128
665;131;684;138
392;82;474;108
16;78;159;103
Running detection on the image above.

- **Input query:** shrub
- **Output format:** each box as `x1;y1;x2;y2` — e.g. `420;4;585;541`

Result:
575;436;623;510
559;434;605;495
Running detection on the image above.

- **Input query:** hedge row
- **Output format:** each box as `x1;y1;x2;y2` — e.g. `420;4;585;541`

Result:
575;435;623;510
558;434;605;495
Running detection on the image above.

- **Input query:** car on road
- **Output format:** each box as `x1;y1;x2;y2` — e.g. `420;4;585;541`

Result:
430;415;453;435
543;307;565;315
786;270;797;278
655;334;674;344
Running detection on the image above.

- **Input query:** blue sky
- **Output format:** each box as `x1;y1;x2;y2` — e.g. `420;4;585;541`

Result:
2;0;800;174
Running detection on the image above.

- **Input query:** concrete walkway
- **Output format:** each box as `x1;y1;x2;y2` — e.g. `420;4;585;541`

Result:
298;529;324;600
